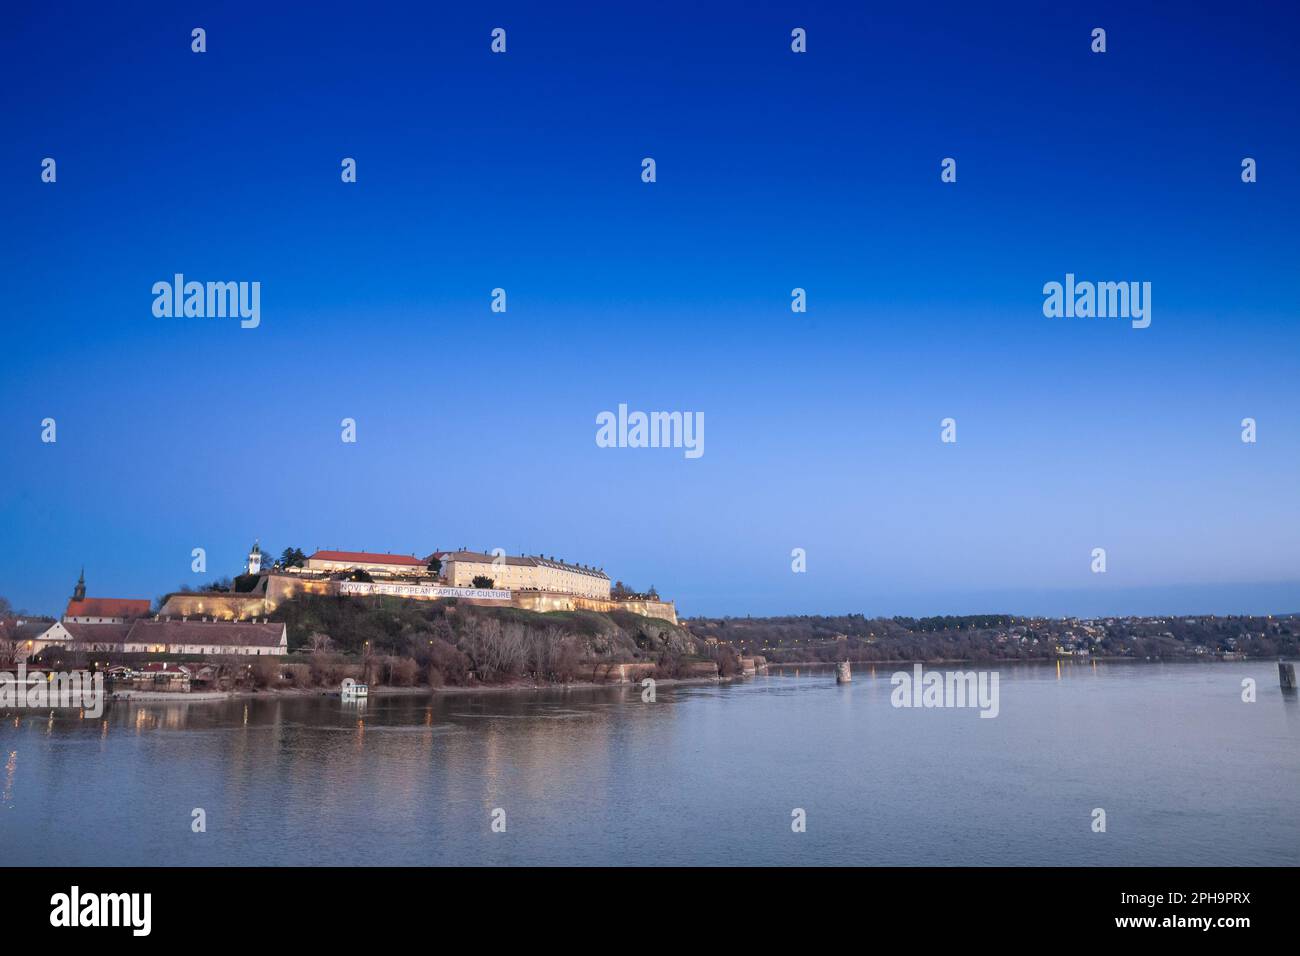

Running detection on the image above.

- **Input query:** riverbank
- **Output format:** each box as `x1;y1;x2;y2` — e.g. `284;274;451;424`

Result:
111;690;230;701
764;655;1265;666
110;673;738;704
109;656;1287;704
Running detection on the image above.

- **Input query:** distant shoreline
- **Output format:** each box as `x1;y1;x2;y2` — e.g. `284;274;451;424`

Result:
102;656;1289;705
763;656;1254;667
109;673;738;704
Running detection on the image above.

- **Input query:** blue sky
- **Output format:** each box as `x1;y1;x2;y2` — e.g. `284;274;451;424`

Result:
2;2;1298;618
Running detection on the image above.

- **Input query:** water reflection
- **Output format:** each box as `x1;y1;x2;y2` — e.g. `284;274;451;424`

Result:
3;749;15;803
0;665;1297;866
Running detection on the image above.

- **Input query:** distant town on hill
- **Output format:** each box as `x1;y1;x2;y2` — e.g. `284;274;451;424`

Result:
685;613;1300;663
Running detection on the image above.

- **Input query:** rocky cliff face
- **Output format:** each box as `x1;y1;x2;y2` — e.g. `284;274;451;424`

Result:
584;610;704;660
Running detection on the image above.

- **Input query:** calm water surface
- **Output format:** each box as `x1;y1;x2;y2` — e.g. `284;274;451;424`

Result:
2;662;1297;865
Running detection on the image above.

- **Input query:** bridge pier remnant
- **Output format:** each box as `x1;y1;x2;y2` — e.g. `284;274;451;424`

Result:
1280;661;1296;691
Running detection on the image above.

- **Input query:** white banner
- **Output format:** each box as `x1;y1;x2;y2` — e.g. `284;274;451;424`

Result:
338;581;511;601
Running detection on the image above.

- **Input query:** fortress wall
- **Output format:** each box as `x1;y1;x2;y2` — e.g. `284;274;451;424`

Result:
599;597;678;624
264;574;333;609
158;574;332;621
510;591;678;624
582;662;658;684
158;592;267;621
166;574;680;625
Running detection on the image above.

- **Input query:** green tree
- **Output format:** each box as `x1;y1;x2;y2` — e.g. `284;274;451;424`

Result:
427;556;442;575
471;575;495;589
279;547;307;568
349;568;374;583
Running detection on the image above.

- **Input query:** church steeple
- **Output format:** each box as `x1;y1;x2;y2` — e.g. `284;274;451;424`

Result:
73;567;86;602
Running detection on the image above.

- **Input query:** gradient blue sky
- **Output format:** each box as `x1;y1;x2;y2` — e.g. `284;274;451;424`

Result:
2;2;1298;618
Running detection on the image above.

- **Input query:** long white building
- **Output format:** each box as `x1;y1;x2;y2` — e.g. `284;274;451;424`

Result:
14;619;287;659
433;551;611;599
305;550;428;575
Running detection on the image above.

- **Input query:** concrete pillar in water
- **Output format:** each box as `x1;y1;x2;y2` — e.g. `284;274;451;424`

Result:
835;661;852;684
1280;661;1296;691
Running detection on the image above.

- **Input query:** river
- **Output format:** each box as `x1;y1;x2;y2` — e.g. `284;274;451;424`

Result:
2;661;1296;865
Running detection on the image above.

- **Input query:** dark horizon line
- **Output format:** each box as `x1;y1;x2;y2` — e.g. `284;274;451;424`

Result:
684;610;1300;621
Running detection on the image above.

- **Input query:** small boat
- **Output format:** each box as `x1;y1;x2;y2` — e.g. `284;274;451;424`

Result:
340;678;369;700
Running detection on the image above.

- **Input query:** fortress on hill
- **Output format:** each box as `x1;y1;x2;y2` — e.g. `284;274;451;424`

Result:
157;544;678;625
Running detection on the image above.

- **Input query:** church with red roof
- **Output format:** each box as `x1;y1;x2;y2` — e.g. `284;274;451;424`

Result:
62;569;151;623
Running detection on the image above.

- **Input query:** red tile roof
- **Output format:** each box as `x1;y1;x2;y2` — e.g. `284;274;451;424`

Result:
64;598;151;619
308;550;426;567
140;662;189;674
62;622;133;644
127;620;286;648
47;620;285;649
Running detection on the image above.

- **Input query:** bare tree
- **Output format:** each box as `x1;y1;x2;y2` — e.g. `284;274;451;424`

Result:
459;617;527;681
528;626;579;683
250;657;281;689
